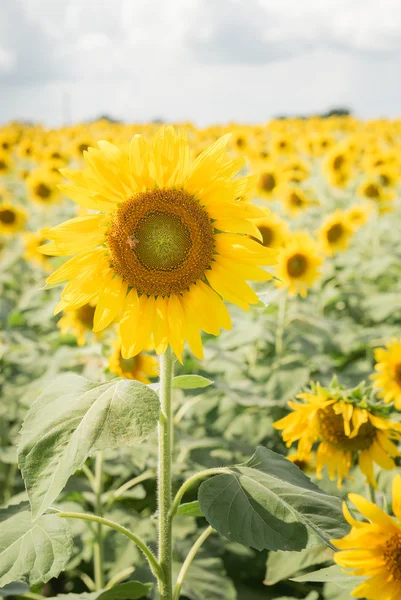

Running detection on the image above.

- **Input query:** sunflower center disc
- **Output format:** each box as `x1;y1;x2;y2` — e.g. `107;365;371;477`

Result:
76;304;96;327
258;226;274;247
259;172;276;192
0;209;16;224
287;253;308;277
384;533;401;581
108;188;215;297
327;223;344;243
317;406;375;451
395;363;401;387
35;183;52;199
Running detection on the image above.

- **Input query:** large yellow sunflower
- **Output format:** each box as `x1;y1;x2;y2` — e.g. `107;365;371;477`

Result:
318;210;355;256
333;475;401;599
108;338;158;383
372;339;401;409
40;127;277;360
0;203;27;235
274;232;322;297
274;382;401;488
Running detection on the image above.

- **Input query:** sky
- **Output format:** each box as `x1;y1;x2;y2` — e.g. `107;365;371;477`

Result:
1;0;401;127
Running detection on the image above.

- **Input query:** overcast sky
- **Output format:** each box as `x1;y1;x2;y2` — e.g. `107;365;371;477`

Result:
1;0;401;127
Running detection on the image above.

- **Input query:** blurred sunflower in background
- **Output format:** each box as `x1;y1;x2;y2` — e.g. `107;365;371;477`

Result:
57;302;98;346
274;380;401;488
108;338;158;383
40;127;277;361
279;185;315;217
333;475;401;600
358;177;396;213
26;167;62;205
318;210;355;256
23;231;52;271
372;339;401;409
252;210;290;249
274;232;322;297
0;203;27;235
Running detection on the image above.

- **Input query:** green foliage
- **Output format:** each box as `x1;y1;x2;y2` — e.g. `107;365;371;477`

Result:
199;447;349;551
172;375;213;389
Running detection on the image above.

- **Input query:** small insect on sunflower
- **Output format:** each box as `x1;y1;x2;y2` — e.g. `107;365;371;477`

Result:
332;474;401;600
372;339;401;409
0;203;27;236
108;338;158;383
274;231;323;297
40;127;277;361
274;380;401;488
318;210;355;256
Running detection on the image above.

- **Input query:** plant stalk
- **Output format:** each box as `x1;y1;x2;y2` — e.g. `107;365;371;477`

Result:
158;346;174;600
93;452;104;590
173;526;214;600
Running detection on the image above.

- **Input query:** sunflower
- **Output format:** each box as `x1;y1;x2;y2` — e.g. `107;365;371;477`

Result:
278;185;315;217
0;203;27;235
57;302;98;346
23;231;52;271
345;203;372;228
40;127;277;361
274;381;401;488
0;150;13;175
318;210;355;256
357;178;396;213
322;146;352;188
372;339;401;409
274;232;322;297
251;210;290;249
333;475;401;599
108;338;158;383
26;167;62;205
255;165;281;199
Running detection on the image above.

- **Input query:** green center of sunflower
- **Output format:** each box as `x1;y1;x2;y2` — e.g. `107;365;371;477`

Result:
383;533;401;581
76;304;96;327
327;223;344;244
258;226;274;247
364;183;379;198
287;253;308;277
259;172;276;192
394;363;401;387
108;188;215;296
34;183;52;199
0;209;16;225
317;406;375;451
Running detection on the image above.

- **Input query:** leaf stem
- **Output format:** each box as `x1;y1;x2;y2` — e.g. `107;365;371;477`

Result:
158;346;174;600
56;511;162;580
106;469;154;506
104;567;135;589
93;451;105;590
169;468;230;520
173;526;214;600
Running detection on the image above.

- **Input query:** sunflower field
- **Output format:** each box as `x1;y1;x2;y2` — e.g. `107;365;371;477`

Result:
1;117;401;600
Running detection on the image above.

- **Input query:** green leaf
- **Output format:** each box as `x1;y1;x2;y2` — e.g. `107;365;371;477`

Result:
98;582;152;600
198;447;349;552
0;502;72;586
172;375;213;390
265;545;333;585
275;593;318;600
18;374;160;518
173;557;236;600
0;582;30;597
292;564;363;584
177;501;204;517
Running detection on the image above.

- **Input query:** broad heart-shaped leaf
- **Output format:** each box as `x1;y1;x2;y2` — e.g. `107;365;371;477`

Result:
198;447;350;552
0;502;72;586
18;374;160;518
172;375;213;389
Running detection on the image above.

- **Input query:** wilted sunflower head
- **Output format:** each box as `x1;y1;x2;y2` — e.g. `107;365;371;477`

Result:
318;210;355;256
274;231;323;297
108;338;158;383
40;127;277;361
372;339;401;409
0;203;27;235
274;379;401;488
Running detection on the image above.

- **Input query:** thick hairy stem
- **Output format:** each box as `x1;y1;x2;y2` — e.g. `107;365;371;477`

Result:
158;346;174;600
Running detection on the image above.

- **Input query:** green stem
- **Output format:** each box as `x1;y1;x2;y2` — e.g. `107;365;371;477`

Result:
105;567;135;589
275;291;288;356
93;452;104;590
56;512;162;580
107;469;154;506
158;346;174;600
368;484;376;504
173;526;214;600
3;462;17;504
170;468;230;520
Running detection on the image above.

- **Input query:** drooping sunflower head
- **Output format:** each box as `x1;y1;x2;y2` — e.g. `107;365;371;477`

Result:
251;209;290;249
0;203;27;236
372;339;401;409
318;210;355;256
26;167;62;206
332;474;401;600
274;232;323;297
274;380;401;488
40;127;277;361
108;338;158;383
